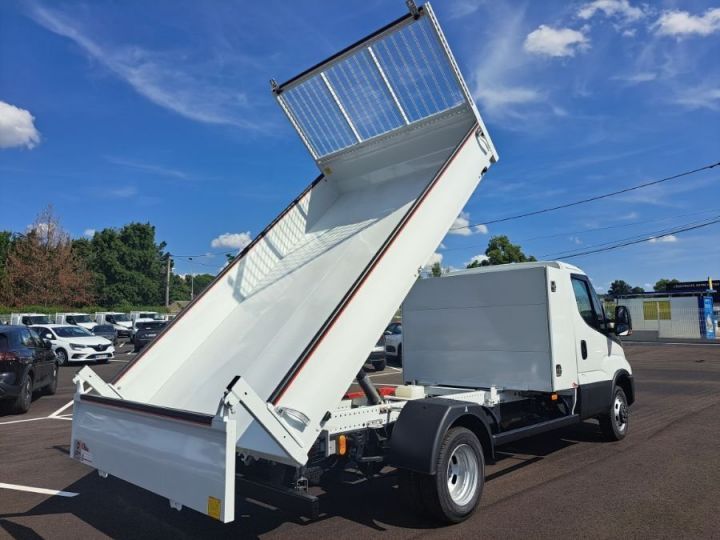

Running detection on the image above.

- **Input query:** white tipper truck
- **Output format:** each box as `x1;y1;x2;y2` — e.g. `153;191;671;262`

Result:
69;2;634;525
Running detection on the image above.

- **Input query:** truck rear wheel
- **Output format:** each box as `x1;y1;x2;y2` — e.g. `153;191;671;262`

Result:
400;427;484;523
599;387;629;441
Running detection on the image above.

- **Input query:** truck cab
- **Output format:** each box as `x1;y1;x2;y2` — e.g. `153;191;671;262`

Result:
10;313;52;326
95;312;132;337
54;313;96;331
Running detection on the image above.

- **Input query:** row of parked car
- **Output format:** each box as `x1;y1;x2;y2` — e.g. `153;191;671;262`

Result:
0;312;169;415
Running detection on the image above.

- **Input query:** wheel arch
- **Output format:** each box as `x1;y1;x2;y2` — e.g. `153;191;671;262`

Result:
613;369;635;405
389;397;496;475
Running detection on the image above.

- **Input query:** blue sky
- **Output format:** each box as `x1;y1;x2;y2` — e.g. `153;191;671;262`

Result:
1;0;718;292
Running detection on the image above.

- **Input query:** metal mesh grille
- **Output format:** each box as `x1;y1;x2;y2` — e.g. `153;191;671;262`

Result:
279;15;466;158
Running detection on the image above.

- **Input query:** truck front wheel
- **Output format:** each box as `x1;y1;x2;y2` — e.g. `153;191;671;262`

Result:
599;386;629;441
400;427;485;523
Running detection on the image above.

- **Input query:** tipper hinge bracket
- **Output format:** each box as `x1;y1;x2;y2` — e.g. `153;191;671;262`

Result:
223;376;309;466
73;366;124;399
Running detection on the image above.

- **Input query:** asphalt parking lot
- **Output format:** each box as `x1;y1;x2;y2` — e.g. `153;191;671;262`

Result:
1;342;719;539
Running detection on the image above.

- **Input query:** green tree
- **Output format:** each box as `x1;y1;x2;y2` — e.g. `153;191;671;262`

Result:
430;261;442;277
654;278;679;292
608;280;633;297
187;273;215;297
630;286;645;294
80;223;168;306
467;235;536;268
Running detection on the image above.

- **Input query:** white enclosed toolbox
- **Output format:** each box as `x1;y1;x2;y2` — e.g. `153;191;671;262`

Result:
403;263;580;392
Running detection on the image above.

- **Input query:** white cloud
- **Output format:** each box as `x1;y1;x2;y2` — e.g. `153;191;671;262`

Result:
0;101;41;149
474;86;543;112
673;86;720;111
469;7;550;120
524;25;589;57
211;232;252;249
578;0;645;22
447;0;485;20
465;254;489;266
28;5;265;130
655;8;720;37
108;186;137;199
83;228;96;238
448;212;488;236
649;234;678;243
612;72;657;83
569;236;583;245
106;156;188;179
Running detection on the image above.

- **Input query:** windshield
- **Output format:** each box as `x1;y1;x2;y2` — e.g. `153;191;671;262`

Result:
93;325;114;333
139;313;163;320
29;316;51;325
55;326;93;338
113;314;130;322
72;315;92;323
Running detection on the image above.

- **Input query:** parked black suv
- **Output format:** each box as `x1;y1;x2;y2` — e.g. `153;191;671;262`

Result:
0;326;58;414
133;321;167;353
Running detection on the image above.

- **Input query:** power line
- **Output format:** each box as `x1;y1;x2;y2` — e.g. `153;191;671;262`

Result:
544;216;720;260
543;214;720;258
449;160;720;231
438;207;720;254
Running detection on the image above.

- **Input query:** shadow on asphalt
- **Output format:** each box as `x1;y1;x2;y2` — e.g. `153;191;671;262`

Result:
0;421;608;539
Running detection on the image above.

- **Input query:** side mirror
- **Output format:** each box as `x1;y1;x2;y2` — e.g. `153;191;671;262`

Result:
614;305;632;336
44;333;54;340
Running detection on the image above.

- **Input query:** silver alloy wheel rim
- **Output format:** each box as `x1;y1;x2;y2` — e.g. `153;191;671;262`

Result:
23;378;31;407
613;395;627;432
446;443;479;506
58;350;67;364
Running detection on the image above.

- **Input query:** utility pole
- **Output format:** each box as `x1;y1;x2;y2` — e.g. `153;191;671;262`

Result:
165;254;171;307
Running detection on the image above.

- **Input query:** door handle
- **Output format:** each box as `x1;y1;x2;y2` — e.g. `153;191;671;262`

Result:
581;340;587;360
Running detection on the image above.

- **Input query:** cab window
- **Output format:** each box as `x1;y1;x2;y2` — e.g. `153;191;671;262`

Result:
572;277;598;329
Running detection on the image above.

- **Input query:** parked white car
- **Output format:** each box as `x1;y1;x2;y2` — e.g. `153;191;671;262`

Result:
384;321;403;364
31;324;115;365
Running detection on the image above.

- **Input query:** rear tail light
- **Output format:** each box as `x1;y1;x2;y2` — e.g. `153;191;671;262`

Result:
0;352;19;362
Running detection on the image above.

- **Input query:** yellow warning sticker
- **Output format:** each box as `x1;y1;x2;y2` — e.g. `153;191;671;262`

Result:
207;496;222;520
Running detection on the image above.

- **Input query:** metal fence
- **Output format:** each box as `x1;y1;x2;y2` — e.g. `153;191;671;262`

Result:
608;298;719;340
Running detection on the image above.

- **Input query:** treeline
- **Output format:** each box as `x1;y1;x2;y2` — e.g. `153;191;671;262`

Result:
606;278;680;298
0;207;214;309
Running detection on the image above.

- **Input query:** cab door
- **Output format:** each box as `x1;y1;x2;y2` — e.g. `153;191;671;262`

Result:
570;274;618;418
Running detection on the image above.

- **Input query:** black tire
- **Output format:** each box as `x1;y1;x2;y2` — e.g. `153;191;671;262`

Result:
599;387;629;441
396;345;402;366
56;348;69;366
43;363;58;395
400;427;484;524
133;345;140;353
12;374;33;414
373;358;387;372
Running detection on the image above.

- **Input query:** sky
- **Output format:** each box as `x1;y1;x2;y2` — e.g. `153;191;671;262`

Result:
1;0;719;292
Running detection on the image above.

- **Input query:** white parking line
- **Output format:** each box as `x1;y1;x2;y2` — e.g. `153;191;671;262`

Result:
0;482;78;497
0;416;52;426
49;400;74;418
